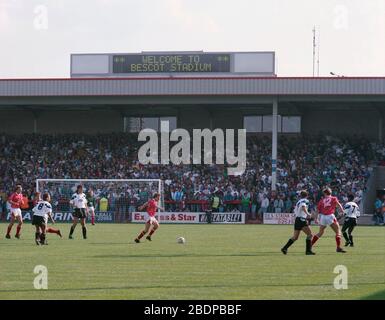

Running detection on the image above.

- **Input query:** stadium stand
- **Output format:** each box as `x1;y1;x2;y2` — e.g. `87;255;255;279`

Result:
1;133;384;219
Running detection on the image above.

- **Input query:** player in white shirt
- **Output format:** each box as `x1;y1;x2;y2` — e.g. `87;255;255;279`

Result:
68;185;89;239
32;193;60;245
281;190;316;255
341;194;360;247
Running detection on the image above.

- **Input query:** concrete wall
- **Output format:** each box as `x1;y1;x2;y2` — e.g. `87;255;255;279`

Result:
0;110;35;133
37;110;123;133
213;109;243;130
0;106;383;138
301;109;381;139
0;110;124;134
176;107;244;131
177;107;212;131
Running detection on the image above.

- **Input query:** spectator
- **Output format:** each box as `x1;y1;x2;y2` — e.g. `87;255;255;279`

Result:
210;192;221;213
99;196;108;212
0;195;3;221
172;188;184;212
284;196;293;213
374;197;383;225
258;194;269;217
274;195;284;213
115;193;125;223
241;190;251;214
250;189;258;219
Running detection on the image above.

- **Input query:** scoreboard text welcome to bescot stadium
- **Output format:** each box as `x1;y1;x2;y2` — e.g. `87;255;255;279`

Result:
112;53;231;73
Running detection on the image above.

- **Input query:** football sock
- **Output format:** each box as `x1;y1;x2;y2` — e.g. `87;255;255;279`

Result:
35;232;41;240
6;225;12;236
47;227;60;235
335;235;341;248
283;238;295;250
342;232;349;243
348;234;353;244
40;233;46;244
91;215;95;224
149;229;156;236
69;225;76;236
16;225;22;236
311;235;319;245
306;235;312;252
82;226;87;238
137;231;146;240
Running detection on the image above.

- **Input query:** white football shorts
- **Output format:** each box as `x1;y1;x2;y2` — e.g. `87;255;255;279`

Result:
146;216;158;225
10;208;22;218
319;214;337;226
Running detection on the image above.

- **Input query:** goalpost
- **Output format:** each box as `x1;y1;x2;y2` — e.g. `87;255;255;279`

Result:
36;179;164;223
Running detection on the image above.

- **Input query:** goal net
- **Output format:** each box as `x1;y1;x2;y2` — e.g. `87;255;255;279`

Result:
36;179;164;223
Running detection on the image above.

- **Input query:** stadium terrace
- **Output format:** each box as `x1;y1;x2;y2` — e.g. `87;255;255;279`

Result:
137;121;246;175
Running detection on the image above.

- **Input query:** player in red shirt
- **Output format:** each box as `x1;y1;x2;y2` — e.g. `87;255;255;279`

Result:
134;193;164;243
5;185;24;239
312;187;346;253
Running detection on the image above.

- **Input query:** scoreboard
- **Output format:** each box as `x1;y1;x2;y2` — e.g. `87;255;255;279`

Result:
112;53;231;74
70;51;276;77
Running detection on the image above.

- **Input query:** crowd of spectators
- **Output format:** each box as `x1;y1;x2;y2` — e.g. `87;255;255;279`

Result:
373;195;385;225
0;133;384;219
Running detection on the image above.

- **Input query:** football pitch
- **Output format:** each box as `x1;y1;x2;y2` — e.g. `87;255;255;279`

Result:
0;223;384;300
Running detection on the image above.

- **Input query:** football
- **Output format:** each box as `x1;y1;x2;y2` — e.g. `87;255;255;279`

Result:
177;237;186;244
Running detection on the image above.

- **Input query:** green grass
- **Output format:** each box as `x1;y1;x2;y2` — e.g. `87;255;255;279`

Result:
0;223;384;300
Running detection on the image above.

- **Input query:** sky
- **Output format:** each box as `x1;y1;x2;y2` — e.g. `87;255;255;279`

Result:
0;0;384;78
